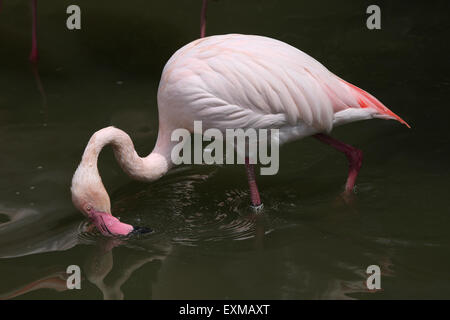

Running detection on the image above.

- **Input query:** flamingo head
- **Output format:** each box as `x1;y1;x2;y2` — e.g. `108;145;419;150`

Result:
71;165;134;237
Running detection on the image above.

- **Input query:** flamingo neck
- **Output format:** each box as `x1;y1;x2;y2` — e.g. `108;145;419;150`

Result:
81;126;171;182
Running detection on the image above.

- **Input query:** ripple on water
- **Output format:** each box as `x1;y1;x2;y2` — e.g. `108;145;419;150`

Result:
78;168;281;246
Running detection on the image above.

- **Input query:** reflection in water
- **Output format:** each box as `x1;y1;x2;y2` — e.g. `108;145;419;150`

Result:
0;205;81;259
0;270;69;300
0;161;404;299
0;217;172;300
83;238;171;300
0;211;80;299
111;166;272;246
0;167;269;299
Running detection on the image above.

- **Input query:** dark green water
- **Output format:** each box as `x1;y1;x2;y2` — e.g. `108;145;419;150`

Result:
0;0;449;299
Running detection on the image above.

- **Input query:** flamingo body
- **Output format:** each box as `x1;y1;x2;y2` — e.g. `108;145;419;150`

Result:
71;34;409;237
157;34;408;147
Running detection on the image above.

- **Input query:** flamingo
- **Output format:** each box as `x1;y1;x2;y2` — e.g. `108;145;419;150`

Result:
71;34;409;237
29;0;39;64
0;0;39;62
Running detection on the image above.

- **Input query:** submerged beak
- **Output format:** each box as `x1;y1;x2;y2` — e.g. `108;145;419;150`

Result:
130;226;153;235
89;211;152;237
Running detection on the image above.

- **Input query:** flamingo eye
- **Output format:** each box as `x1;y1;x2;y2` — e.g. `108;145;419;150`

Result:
85;205;93;212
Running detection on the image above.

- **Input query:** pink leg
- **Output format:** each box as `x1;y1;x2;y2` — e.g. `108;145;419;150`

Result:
29;0;38;64
313;133;363;193
245;157;263;209
200;0;208;38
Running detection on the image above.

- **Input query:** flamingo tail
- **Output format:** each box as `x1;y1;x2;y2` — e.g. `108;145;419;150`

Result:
341;79;411;128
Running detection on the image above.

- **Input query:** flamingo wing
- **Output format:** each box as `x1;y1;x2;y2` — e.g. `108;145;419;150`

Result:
159;34;409;132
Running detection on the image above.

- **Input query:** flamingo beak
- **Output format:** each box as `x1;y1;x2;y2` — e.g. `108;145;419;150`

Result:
130;226;153;235
89;211;151;237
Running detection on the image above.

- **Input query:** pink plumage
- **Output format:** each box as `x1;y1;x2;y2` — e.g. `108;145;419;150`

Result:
158;34;409;139
71;34;410;237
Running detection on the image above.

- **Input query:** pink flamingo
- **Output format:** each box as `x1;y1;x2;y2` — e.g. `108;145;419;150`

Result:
71;33;409;237
0;0;38;62
29;0;39;64
22;0;47;123
1;0;46;118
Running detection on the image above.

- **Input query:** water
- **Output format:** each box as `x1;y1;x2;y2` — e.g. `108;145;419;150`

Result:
0;0;449;299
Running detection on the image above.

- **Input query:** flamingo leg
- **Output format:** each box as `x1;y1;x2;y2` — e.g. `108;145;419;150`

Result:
200;0;208;38
245;157;263;209
199;1;263;211
29;0;38;64
313;133;363;193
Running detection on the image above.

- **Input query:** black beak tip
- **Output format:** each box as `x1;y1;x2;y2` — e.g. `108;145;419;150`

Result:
130;226;153;235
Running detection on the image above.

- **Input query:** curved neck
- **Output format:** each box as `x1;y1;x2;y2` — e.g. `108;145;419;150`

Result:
81;126;171;182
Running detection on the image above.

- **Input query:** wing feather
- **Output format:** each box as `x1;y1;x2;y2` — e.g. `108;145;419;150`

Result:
160;34;364;132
